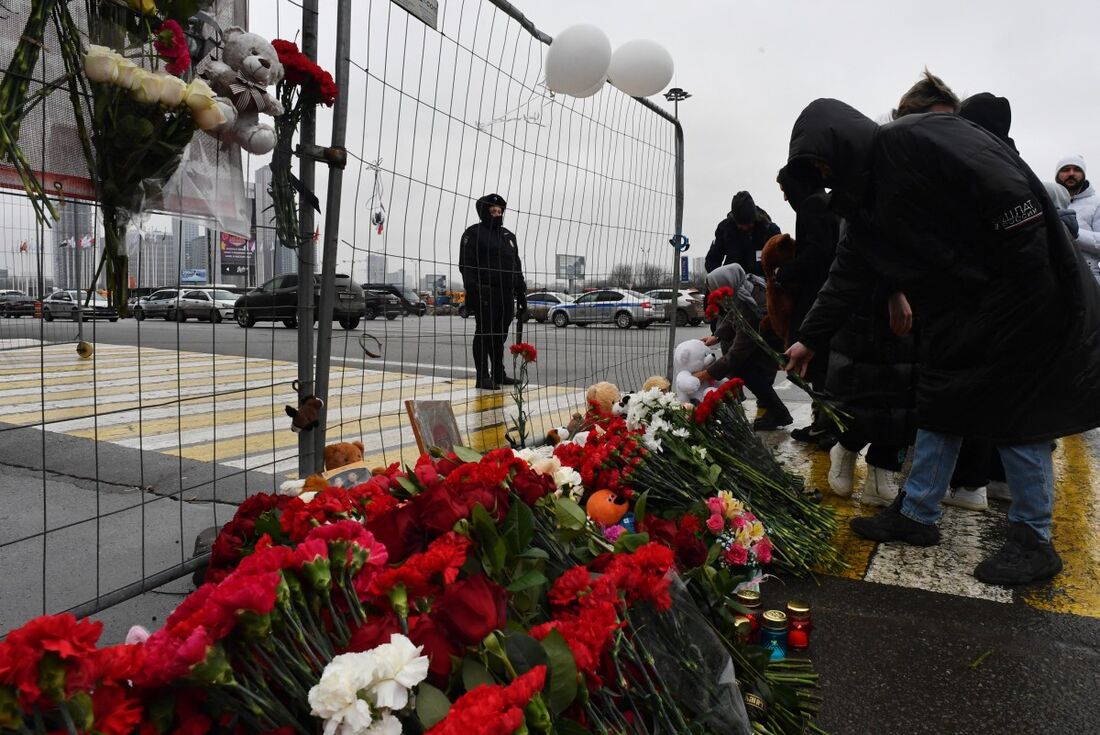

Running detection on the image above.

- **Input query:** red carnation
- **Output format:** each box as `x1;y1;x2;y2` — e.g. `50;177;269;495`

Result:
509;342;537;363
154;20;191;76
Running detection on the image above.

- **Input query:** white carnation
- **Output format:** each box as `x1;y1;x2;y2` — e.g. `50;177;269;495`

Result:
308;653;378;735
365;634;430;710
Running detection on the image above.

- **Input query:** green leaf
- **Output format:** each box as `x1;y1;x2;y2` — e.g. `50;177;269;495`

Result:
706;463;722;485
540;630;578;714
634;490;649;526
555;721;592;735
555;497;588;531
503;632;548;676
395;475;421;497
461;657;495;692
517;547;550;560
452;445;483;463
415;682;451;728
613;532;650;554
506;570;548;594
157;0;204;22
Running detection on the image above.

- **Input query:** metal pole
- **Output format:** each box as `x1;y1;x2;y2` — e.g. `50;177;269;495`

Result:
665;107;686;380
311;0;353;471
296;0;320;477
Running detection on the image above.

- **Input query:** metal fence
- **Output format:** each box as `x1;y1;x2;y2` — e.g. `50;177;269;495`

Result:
0;0;682;636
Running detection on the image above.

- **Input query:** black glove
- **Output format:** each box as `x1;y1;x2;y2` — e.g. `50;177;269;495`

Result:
515;292;528;313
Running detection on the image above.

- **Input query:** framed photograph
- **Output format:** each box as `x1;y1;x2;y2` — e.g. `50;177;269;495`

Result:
405;400;463;455
321;461;372;488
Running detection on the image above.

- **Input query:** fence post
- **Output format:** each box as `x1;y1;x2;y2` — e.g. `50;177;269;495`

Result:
310;0;354;471
296;0;320;477
665;118;686;381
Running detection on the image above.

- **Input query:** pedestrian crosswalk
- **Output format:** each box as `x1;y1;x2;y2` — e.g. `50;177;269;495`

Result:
0;343;586;479
759;401;1100;620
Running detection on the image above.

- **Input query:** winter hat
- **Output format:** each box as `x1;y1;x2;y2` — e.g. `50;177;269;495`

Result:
730;191;757;226
475;192;507;223
959;93;1015;151
1056;154;1086;177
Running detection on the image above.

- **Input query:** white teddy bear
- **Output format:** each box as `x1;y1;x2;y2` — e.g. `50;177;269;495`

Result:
200;27;284;155
673;338;720;403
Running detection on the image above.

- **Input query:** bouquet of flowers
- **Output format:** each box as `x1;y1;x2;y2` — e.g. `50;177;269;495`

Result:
268;39;338;249
505;342;537;448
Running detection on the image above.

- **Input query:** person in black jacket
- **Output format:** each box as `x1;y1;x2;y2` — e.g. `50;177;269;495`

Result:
775;163;840;445
704;191;780;277
458;193;527;390
784;98;1100;585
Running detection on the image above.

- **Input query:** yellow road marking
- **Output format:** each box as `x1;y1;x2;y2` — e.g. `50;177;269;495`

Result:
1024;434;1100;618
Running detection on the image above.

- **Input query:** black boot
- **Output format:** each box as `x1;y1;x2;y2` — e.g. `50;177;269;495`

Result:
849;491;941;546
752;405;793;431
475;376;501;390
496;375;518;386
973;522;1062;585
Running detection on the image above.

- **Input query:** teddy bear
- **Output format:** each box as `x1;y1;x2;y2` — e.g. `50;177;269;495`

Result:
324;440;365;471
643;375;671;393
673;338;719;404
586;381;622;416
200;27;284;155
760;233;798;348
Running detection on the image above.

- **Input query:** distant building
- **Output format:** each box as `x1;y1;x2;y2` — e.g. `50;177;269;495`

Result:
127;229;181;288
52;201;95;290
422;273;447;294
366;253;387;283
253;164;314;281
385;268;407;286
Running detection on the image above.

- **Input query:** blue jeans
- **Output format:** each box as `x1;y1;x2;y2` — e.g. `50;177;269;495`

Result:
900;429;1055;540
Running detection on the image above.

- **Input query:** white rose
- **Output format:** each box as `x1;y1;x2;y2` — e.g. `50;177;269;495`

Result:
114;60;142;91
158;74;188;108
183;78;216;110
84;45;119;84
133;71;167;104
193;99;228;131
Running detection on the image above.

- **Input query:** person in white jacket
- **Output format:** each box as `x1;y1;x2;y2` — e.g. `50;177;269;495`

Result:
1056;154;1100;283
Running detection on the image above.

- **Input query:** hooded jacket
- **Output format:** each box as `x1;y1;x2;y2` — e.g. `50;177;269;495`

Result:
458;194;526;294
790;99;1100;443
705;206;780;276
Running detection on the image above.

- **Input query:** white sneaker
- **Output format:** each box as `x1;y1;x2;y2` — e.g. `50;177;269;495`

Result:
943;486;988;511
986;480;1011;502
828;443;857;497
862;466;901;507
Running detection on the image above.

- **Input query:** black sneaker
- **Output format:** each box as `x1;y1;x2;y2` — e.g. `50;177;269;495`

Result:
849;492;941;546
496;375;519;386
790;424;829;443
973;522;1063;586
752;409;793;431
474;377;501;390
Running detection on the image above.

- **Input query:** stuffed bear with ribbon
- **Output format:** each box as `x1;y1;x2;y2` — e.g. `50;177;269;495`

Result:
200;27;284;154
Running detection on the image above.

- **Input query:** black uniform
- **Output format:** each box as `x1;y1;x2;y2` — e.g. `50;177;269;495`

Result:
458;193;527;386
705;208;780;276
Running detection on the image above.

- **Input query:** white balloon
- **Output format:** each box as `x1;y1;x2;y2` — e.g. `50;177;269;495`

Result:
608;39;674;97
573;75;607;99
545;24;612;96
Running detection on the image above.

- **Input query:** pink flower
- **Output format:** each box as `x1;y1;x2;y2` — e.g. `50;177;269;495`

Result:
706;514;725;534
732;514;749;530
723;544;749;567
754;538;773;565
603;525;625;543
705;497;725;516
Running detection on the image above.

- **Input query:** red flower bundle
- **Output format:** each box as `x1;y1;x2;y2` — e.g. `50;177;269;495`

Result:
553;418;646;498
426;665;547;735
508;342;537;363
271;39;338;107
153;20;190;76
694;376;745;423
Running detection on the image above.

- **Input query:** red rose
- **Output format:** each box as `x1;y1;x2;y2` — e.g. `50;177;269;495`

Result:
366;504;424;562
432;574;507;647
511;469;554;505
641;516;677;547
408;615;459;681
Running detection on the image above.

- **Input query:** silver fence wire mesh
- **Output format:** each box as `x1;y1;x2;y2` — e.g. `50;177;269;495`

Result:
0;0;681;635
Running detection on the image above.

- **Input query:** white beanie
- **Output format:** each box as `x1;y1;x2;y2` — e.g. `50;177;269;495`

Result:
1056;154;1086;176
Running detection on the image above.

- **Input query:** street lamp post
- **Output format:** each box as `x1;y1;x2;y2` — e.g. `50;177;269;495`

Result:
663;87;690;381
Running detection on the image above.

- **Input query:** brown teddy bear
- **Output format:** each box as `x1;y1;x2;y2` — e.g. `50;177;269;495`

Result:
324;440;365;471
586;381;622;416
760;233;798;347
643;375;671;392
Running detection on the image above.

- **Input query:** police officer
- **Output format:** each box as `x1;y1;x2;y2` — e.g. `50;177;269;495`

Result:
458;193;527;390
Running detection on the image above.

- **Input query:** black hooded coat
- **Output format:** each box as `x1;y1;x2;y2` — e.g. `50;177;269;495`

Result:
791;99;1100;443
458;194;526;296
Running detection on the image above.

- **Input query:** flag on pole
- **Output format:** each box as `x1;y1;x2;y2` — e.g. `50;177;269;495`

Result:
18;241;27;254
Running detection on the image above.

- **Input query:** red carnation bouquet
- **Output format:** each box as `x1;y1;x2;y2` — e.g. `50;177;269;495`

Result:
506;342;538;448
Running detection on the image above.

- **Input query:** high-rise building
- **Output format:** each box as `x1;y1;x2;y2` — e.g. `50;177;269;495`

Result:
253;164;314;282
52;201;95;291
385;268;407;286
127;229;181;288
366;253;387;283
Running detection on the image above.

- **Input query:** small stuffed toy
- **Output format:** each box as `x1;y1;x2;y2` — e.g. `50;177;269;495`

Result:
586;381;622;416
586;489;629;526
643;375;671;392
760;233;798;347
286;394;323;432
673;339;718;403
200;27;284;154
324;440;365;471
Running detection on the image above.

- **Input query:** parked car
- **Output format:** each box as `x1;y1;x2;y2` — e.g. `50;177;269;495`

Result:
362;283;426;316
522;291;573;323
644;288;705;327
234;273;366;329
41;290;118;322
548;288;656;329
363;289;403;320
167;289;239;323
0;290;37;318
132;289;179;321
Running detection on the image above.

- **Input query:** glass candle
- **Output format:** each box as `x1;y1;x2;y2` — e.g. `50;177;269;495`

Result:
759;609;788;661
786;599;812;651
735;589;762;644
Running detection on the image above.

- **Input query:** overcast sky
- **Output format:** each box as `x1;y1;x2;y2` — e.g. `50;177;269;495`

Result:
244;0;1100;286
